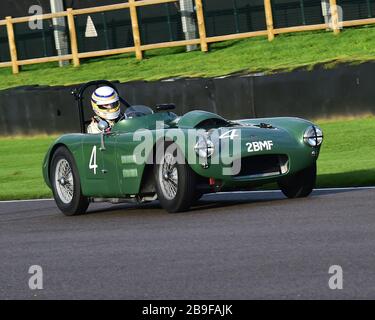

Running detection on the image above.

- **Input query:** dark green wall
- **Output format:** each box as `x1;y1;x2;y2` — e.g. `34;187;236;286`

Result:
1;62;375;135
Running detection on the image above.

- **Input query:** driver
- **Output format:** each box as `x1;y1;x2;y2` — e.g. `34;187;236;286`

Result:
87;86;123;134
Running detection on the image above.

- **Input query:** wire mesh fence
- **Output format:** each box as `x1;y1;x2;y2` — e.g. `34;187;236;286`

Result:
204;0;266;36
0;26;10;62
340;0;375;20
272;0;324;27
74;10;133;53
14;20;56;60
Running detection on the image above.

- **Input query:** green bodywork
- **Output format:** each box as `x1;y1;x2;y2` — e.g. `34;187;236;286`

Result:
43;110;321;198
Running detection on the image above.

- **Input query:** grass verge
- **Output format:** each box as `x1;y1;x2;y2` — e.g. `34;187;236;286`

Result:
0;116;374;200
316;116;375;188
2;26;375;90
0;135;57;200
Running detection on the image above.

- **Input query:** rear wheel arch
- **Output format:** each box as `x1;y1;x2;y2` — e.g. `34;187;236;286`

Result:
48;143;69;184
48;143;86;186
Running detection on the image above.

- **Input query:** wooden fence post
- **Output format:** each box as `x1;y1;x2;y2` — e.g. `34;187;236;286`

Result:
195;0;208;52
129;0;143;60
329;0;340;34
5;16;19;74
67;8;80;67
264;0;274;41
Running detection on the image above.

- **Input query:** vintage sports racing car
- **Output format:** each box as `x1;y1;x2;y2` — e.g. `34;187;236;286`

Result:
43;80;323;215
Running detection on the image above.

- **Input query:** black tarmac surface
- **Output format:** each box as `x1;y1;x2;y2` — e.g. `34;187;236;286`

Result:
0;188;374;299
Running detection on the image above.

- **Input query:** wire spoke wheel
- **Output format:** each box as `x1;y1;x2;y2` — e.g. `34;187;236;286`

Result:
51;147;89;216
55;159;74;204
159;152;179;200
154;142;197;213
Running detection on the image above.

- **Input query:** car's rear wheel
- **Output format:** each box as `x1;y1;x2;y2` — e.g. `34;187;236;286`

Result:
154;142;196;213
278;163;316;199
50;146;89;216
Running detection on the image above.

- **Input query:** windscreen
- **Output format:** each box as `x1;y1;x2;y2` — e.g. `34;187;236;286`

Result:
124;105;154;119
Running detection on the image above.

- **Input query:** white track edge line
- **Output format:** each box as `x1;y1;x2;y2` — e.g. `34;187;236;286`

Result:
1;186;375;203
0;198;54;203
208;186;375;195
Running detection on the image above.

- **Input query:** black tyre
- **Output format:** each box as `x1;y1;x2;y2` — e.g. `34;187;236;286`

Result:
154;142;196;213
278;163;317;199
50;146;89;216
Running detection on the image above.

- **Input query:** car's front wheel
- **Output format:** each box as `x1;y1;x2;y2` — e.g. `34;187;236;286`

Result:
154;143;196;213
50;146;89;216
278;163;317;199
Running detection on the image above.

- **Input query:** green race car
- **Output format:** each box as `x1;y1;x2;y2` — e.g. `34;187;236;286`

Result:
43;80;323;215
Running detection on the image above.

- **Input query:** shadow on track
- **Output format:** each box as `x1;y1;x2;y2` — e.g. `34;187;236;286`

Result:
83;187;366;216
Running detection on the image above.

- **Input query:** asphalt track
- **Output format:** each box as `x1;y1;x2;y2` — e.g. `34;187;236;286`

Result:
0;188;374;300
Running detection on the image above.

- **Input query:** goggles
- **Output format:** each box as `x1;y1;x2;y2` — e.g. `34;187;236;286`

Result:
95;101;120;111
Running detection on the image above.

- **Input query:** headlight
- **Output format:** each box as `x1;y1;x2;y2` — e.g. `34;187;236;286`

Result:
194;135;215;158
304;126;323;147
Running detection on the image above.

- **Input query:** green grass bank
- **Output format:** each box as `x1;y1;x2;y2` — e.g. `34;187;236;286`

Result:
2;26;375;90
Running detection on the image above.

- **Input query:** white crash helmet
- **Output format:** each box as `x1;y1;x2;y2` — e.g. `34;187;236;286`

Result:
91;86;121;121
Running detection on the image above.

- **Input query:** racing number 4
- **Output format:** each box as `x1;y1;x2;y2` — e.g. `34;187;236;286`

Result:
89;146;98;175
219;129;239;140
